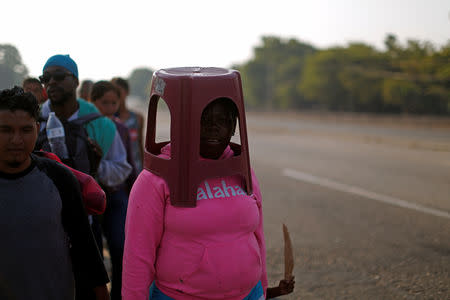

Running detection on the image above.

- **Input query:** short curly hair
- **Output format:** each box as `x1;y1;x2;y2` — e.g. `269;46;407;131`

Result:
0;86;40;120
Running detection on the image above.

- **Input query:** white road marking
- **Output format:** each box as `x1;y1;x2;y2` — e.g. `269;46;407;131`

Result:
282;168;450;220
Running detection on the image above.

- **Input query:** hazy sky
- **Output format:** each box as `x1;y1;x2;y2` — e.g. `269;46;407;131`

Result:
1;0;449;81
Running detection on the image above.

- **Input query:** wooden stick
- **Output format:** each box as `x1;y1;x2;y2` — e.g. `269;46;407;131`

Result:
283;223;294;280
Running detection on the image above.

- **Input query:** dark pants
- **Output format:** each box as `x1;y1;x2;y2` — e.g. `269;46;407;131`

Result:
75;283;97;300
91;215;104;257
75;216;103;300
102;188;129;300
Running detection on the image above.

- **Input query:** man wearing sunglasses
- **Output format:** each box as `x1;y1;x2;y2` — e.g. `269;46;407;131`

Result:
38;54;132;300
39;54;131;188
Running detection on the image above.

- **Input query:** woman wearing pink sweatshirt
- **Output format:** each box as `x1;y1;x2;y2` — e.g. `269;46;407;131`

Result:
122;98;293;299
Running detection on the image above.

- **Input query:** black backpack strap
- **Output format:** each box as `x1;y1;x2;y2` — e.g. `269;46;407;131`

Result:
38;116;48;123
36;112;102;174
62;113;103;144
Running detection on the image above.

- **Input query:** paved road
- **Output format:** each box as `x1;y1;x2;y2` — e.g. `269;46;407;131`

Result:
244;113;450;300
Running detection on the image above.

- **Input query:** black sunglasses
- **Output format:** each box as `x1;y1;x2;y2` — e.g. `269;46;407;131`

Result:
39;71;73;84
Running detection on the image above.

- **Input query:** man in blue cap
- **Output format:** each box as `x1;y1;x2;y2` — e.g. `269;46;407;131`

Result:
38;54;132;300
39;54;131;192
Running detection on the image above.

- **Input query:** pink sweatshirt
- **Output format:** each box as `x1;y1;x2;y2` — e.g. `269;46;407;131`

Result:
122;145;267;300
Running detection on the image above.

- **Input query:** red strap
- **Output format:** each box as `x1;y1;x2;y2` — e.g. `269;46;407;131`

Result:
38;151;106;215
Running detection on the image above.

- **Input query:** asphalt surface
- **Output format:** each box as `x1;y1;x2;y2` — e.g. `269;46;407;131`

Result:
245;113;450;300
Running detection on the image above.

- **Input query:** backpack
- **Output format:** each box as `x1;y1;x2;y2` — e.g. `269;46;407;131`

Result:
33;151;106;215
36;113;103;176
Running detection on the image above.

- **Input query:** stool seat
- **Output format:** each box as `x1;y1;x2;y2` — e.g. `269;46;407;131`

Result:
144;67;252;207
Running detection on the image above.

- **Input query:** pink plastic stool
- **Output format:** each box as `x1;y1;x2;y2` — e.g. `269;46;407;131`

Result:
144;67;252;207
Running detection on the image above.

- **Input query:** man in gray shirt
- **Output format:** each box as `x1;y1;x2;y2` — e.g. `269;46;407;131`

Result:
0;86;109;300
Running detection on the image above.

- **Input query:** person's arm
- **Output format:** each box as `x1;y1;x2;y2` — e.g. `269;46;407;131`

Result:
97;132;132;187
251;169;269;297
123;127;138;190
122;171;166;299
137;113;144;165
251;169;296;299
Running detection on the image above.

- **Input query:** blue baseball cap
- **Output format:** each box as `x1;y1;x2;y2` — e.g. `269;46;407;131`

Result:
43;54;78;78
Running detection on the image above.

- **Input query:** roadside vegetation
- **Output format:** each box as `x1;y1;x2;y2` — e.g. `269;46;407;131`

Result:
235;34;449;115
1;34;449;115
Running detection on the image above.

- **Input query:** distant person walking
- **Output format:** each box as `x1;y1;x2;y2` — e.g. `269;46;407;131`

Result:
79;79;94;101
0;86;109;300
91;80;137;300
22;77;46;104
111;77;144;171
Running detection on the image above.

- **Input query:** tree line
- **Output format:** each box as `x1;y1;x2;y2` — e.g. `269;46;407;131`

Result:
2;35;449;115
235;35;450;115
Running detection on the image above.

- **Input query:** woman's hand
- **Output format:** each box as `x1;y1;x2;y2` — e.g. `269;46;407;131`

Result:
266;276;295;299
278;277;295;295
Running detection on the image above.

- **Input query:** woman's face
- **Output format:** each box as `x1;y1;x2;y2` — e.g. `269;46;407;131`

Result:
94;90;120;118
200;101;235;159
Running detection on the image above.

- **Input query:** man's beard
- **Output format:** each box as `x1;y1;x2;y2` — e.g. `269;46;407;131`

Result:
49;88;74;106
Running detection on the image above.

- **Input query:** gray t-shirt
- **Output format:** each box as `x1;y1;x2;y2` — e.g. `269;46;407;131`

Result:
0;155;109;300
